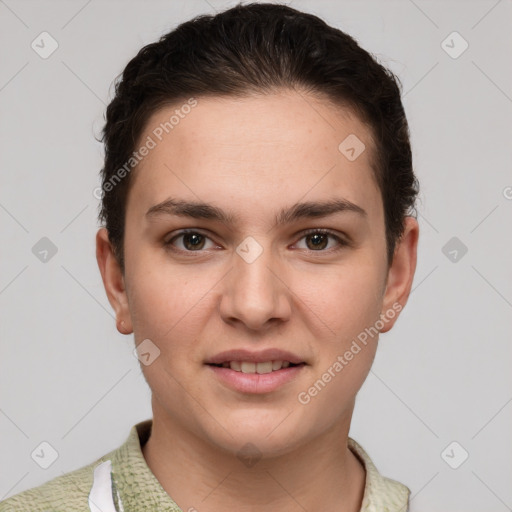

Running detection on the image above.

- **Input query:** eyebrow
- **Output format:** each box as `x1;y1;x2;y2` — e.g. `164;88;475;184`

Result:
145;197;367;227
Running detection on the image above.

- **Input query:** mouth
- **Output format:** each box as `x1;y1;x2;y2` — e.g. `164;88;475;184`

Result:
205;349;307;394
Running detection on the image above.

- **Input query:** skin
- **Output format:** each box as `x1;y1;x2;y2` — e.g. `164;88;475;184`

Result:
96;89;419;512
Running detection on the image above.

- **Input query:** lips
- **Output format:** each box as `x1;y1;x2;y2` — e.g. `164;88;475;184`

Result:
205;349;307;393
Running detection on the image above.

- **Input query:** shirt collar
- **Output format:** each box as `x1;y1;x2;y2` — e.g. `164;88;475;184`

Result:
347;437;410;511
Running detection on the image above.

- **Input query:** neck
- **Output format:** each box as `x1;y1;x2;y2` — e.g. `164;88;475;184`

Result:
142;400;365;512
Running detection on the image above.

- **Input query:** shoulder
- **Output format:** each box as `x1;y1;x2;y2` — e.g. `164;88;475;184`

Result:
0;449;117;512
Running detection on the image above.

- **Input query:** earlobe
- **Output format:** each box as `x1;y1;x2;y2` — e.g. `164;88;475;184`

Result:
95;228;134;335
379;217;419;334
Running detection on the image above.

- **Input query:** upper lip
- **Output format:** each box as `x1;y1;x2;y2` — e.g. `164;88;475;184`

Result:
205;348;305;365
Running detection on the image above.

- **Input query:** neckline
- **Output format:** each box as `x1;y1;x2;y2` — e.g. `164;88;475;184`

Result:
109;419;409;512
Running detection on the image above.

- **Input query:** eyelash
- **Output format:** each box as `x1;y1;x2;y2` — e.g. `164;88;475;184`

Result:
164;228;348;255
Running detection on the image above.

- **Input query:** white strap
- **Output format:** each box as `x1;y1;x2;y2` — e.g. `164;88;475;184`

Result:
88;460;123;512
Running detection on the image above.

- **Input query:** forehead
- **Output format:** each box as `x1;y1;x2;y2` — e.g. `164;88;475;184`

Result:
126;90;382;224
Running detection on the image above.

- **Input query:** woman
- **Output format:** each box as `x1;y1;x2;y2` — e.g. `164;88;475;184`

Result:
2;3;419;511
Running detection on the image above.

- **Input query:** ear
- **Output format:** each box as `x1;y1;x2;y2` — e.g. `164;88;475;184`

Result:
96;228;133;335
380;216;419;333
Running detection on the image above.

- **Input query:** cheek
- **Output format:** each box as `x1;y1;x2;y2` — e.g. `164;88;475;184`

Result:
295;267;382;420
297;259;384;338
296;345;377;431
126;258;210;346
127;264;208;399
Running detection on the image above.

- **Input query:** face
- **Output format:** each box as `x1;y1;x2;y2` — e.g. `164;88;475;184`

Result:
97;89;418;457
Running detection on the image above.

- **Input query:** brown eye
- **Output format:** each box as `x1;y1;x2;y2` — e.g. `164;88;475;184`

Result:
296;229;347;252
165;231;215;252
181;233;206;250
305;232;329;250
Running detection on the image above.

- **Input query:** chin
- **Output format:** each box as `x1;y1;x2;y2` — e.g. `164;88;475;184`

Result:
215;431;303;461
200;412;311;459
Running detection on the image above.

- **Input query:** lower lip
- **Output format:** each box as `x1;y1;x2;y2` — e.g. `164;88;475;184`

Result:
207;364;305;394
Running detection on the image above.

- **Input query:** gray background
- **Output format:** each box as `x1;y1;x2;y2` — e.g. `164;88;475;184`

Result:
1;0;511;510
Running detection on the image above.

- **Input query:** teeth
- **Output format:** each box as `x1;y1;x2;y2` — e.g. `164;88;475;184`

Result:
226;361;294;373
272;360;283;370
256;361;273;374
230;361;241;371
241;362;256;373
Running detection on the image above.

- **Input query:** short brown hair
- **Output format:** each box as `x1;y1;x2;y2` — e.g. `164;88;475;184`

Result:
98;2;418;273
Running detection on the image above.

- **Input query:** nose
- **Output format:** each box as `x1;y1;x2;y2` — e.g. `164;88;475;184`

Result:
218;239;292;331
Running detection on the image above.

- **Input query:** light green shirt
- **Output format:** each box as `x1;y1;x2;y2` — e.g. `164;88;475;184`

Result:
0;419;410;511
